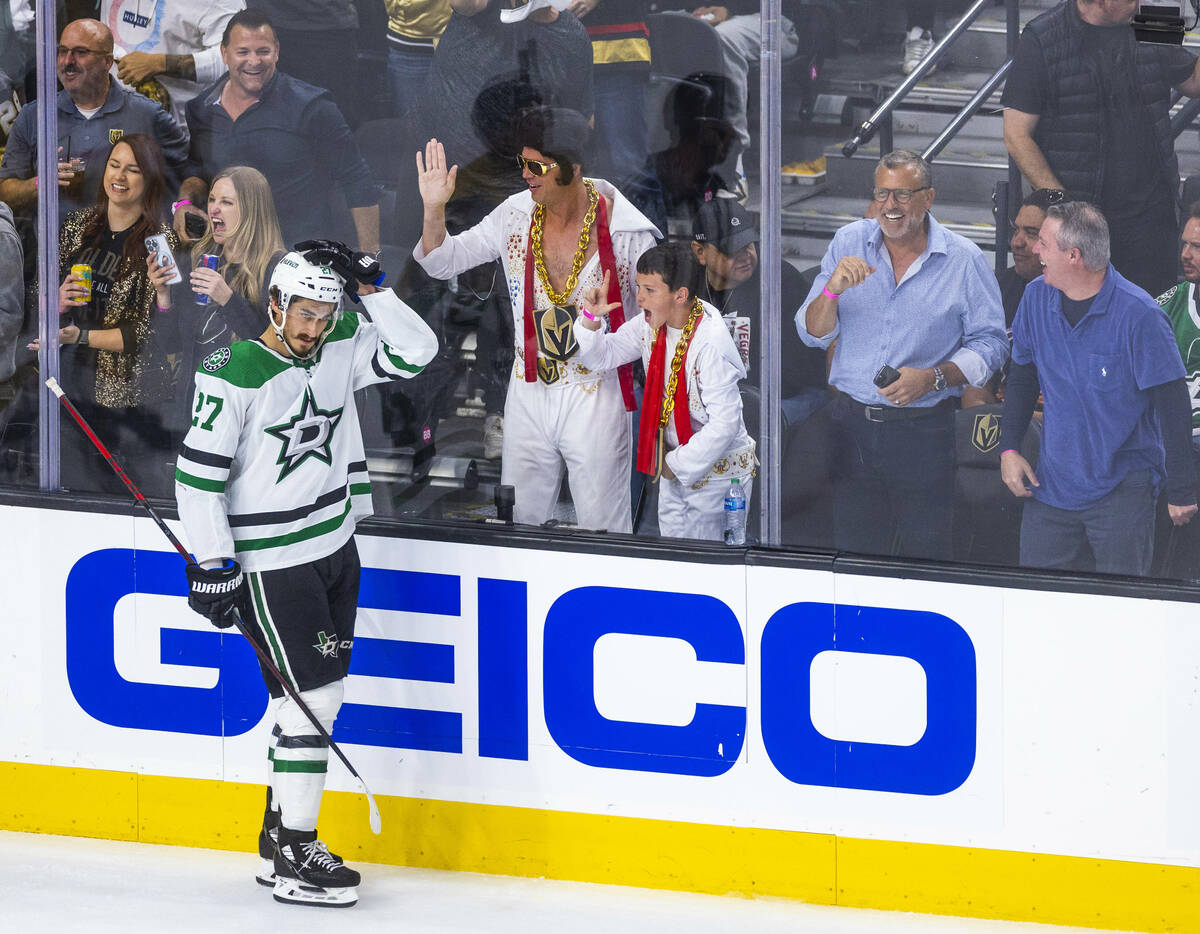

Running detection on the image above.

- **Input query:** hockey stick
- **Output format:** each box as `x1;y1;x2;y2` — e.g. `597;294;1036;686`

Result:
46;377;383;834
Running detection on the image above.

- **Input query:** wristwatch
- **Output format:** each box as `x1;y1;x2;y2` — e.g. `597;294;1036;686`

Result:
77;328;90;347
932;365;946;392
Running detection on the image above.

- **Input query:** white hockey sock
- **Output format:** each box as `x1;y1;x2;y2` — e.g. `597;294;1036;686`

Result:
272;681;343;833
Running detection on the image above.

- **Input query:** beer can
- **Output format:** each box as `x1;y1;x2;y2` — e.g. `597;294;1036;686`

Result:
70;264;92;303
195;254;220;306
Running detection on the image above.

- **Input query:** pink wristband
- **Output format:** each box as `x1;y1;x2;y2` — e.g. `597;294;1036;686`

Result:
579;307;597;322
821;285;839;300
1000;448;1017;455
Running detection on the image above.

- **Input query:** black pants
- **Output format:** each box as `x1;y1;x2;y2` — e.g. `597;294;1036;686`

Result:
238;537;362;697
830;396;956;561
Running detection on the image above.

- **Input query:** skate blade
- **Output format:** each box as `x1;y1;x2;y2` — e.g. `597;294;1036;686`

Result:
272;876;357;908
256;857;276;887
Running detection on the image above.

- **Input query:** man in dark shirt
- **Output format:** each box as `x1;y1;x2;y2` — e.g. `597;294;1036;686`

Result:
418;0;593;230
173;9;379;250
690;198;825;425
1001;0;1200;297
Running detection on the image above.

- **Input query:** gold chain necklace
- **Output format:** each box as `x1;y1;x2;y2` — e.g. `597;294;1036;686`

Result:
530;179;598;306
659;299;705;429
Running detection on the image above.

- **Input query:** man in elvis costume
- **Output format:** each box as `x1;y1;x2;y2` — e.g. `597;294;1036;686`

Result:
414;106;658;531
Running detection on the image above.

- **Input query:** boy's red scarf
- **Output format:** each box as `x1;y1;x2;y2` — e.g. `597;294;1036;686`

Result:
636;316;702;476
522;193;636;410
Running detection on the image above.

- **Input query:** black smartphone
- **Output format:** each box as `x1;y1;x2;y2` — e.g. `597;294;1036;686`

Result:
184;211;208;239
873;364;901;388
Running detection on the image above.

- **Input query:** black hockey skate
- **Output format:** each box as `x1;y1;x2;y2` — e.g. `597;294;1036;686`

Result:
256;793;280;887
273;826;360;908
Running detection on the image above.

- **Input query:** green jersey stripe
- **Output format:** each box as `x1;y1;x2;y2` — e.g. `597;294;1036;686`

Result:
272;759;329;774
350;482;372;496
235;499;354;552
175;469;227;493
249;573;296;690
382;345;424;374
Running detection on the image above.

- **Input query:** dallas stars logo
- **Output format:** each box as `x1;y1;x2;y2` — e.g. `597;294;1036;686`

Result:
314;631;340;658
265;387;343;482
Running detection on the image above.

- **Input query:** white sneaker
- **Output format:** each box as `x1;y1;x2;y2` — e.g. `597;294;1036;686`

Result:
901;27;934;76
482;414;503;460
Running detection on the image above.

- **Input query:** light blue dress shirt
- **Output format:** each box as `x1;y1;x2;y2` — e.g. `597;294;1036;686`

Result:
796;215;1008;407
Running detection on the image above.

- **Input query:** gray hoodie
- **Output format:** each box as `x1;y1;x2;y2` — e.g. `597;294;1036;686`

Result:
0;200;23;382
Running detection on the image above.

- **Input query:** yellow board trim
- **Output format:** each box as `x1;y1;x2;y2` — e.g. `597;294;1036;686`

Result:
3;760;1199;932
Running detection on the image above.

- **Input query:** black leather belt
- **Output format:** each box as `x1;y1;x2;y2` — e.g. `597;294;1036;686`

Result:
837;395;957;423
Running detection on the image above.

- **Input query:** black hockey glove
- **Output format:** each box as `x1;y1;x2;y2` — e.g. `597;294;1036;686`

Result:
185;560;246;629
295;239;384;303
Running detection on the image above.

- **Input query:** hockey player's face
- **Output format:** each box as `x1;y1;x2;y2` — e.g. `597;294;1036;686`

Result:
636;272;686;331
208;177;241;244
1182;218;1200;283
280;297;336;355
222;25;279;97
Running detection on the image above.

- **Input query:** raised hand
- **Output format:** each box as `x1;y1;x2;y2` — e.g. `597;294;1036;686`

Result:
578;269;622;326
826;256;876;296
416;138;458;209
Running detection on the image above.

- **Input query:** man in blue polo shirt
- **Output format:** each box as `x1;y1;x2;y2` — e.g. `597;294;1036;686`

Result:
0;18;188;220
1000;201;1196;575
797;149;1007;560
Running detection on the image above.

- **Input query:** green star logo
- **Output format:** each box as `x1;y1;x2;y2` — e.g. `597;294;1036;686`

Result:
264;387;344;483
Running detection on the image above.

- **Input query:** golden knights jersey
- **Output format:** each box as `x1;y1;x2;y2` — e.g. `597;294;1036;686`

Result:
1157;282;1200;436
176;290;437;571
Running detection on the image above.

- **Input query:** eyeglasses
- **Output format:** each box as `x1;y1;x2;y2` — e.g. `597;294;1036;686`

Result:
517;155;558;177
871;186;931;204
56;46;108;59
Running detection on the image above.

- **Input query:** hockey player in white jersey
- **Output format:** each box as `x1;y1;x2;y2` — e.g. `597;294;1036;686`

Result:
176;242;437;907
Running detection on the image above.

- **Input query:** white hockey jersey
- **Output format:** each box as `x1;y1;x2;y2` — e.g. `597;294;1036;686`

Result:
175;290;438;572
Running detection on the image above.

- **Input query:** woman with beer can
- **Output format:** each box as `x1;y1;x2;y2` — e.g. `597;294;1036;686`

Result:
50;133;178;497
154;165;285;430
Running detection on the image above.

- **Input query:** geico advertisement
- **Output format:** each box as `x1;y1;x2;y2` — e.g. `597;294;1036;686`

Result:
5;504;1199;867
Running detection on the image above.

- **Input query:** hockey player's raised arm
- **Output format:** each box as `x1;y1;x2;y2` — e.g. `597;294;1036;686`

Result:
175;367;248;564
350;289;438;391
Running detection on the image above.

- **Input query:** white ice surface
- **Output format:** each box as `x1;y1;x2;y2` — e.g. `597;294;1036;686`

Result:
2;830;1135;934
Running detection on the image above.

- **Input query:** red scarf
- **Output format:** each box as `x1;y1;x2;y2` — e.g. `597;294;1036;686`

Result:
636;317;702;476
523;192;636;410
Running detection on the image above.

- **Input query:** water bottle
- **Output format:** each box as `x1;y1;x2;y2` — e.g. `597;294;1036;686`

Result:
723;478;747;545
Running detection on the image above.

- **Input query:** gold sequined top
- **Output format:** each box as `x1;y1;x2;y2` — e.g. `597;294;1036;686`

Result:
59;207;176;409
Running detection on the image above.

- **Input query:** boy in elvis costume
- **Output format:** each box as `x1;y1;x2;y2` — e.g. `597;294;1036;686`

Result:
575;241;755;540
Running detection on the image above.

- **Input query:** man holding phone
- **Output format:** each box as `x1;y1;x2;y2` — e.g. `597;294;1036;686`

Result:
797;149;1007;561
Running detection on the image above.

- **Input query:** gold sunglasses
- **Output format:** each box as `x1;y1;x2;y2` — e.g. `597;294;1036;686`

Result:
517;155;558;177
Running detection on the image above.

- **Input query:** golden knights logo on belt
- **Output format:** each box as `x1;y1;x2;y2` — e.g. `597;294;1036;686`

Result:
971;412;1001;454
534;303;579;384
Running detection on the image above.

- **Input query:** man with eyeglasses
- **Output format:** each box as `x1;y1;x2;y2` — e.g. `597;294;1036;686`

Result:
0;18;188;219
1002;0;1200;298
796;149;1007;561
415;106;659;532
176;243;437;906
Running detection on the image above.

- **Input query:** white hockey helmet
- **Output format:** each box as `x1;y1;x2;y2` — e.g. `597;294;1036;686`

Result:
267;251;345;359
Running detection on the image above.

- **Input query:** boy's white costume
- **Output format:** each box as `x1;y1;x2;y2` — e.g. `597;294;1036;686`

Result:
414;178;658;531
575;299;756;541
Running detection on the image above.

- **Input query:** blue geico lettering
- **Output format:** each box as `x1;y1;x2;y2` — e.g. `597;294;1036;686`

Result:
64;551;977;796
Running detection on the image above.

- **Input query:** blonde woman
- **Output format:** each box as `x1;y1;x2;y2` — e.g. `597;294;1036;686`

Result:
154;165;285;423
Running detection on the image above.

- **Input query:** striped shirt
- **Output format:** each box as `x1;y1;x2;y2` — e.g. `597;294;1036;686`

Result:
175;289;437;572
